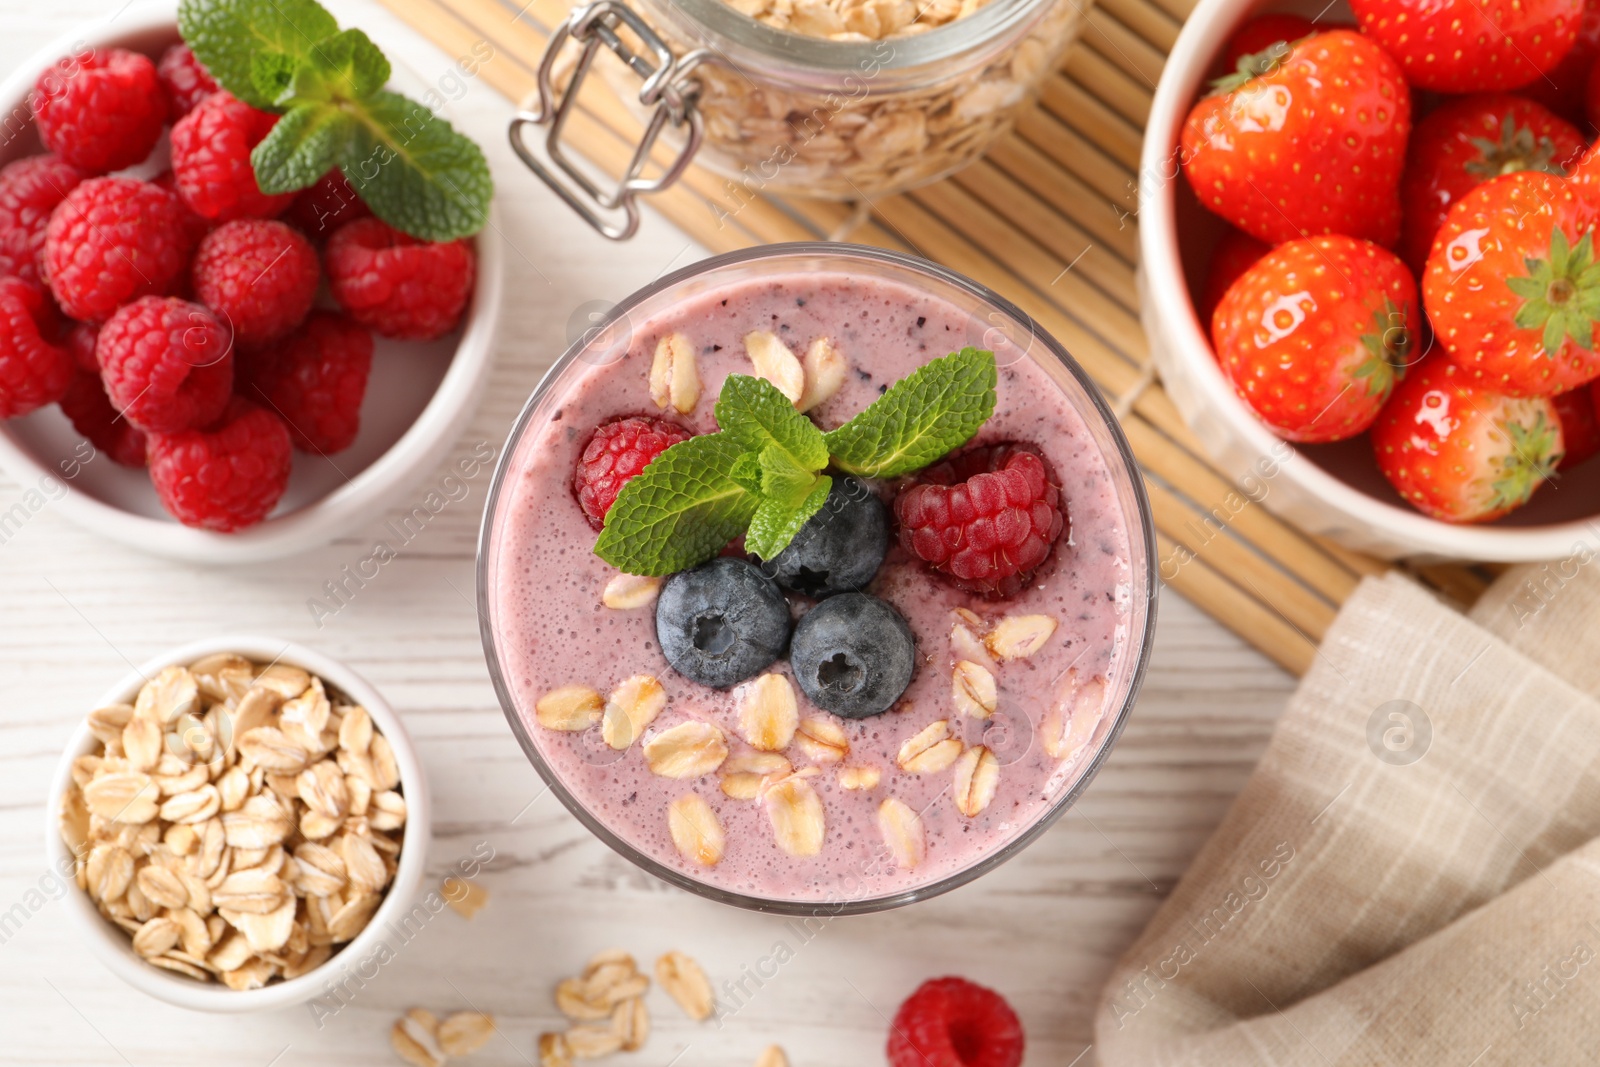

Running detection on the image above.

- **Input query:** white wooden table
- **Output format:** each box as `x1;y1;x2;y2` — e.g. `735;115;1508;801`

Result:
0;3;1297;1062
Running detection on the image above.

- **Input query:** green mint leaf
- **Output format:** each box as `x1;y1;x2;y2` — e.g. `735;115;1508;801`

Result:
342;90;493;241
729;452;763;495
745;476;831;560
251;102;354;194
251;51;302;107
824;348;997;477
714;375;828;473
595;434;758;576
289;28;390;102
757;446;821;509
178;0;340;110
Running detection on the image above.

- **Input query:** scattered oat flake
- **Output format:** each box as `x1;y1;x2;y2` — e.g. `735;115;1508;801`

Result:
539;1031;573;1067
443;876;490;919
439;1011;497;1056
391;1009;446;1067
656;950;715;1021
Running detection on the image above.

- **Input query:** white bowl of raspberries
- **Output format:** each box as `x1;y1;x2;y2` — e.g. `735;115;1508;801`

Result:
1142;0;1600;561
0;1;501;561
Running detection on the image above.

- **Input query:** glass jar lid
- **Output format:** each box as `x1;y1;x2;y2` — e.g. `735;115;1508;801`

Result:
657;0;1056;74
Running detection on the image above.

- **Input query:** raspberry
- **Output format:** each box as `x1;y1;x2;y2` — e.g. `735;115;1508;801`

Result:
156;43;217;121
150;169;214;249
0;154;88;284
0;277;71;418
192;220;318;345
147;397;291;531
325;218;475;340
169;92;294;222
97;296;233;433
887;977;1024;1067
894;443;1066;598
283;170;371;240
58;370;146;466
31;47;165;174
573;415;691;530
43;177;197;322
248;311;373;454
66;321;99;372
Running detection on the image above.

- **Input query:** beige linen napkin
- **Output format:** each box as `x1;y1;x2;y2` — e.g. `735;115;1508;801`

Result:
1095;559;1600;1066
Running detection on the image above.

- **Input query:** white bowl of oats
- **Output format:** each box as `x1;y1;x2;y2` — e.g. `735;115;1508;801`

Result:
45;635;430;1012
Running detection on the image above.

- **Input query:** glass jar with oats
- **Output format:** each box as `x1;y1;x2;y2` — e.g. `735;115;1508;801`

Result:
511;0;1082;237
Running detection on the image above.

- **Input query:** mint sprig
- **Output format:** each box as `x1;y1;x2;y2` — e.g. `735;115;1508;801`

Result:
823;346;997;477
177;0;337;110
747;476;832;560
594;434;760;577
179;0;492;242
596;348;998;575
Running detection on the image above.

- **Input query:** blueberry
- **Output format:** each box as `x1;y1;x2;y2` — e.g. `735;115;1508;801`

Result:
760;476;888;598
790;593;915;719
656;558;791;689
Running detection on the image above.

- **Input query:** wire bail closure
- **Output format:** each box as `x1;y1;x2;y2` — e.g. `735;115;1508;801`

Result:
509;0;710;240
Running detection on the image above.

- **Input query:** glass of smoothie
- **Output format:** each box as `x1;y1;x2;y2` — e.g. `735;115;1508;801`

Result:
478;243;1156;914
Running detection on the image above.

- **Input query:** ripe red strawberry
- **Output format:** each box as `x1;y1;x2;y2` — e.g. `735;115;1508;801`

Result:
1350;0;1582;92
1589;61;1600;132
1568;137;1600;198
1518;0;1600;122
1399;95;1586;274
1372;356;1562;522
1181;30;1410;247
1205;13;1316;82
1212;236;1419;442
1553;385;1600;466
1196;227;1270;327
1423;171;1600;396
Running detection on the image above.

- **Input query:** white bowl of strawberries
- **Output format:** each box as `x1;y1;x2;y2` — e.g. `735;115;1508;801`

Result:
1142;0;1600;560
0;0;502;562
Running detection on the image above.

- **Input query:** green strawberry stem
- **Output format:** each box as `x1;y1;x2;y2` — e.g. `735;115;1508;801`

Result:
1353;297;1412;400
1491;409;1562;512
1506;228;1600;356
1208;37;1301;95
1465;115;1569;180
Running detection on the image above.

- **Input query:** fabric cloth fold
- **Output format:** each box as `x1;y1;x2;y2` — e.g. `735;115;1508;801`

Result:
1095;563;1600;1066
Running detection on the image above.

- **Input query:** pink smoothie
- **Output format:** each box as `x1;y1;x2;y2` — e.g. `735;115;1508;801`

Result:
486;269;1142;905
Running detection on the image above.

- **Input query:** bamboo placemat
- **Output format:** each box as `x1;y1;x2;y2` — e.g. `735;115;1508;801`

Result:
382;0;1493;675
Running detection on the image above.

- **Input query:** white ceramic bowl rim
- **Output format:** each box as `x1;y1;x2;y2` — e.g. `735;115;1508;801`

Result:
0;2;504;564
44;635;431;1013
1140;0;1600;561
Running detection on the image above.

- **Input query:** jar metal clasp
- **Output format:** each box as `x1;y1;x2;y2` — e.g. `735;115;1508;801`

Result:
509;0;710;240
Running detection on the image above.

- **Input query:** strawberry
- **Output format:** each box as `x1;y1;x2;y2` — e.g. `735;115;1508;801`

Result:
1399;94;1585;275
1589;60;1600;134
1180;31;1410;247
1196;227;1270;327
1567;138;1600;199
1518;0;1600;123
1212;235;1419;442
1372;356;1562;522
1553;384;1600;465
1424;171;1600;396
1349;0;1582;92
1205;13;1317;81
